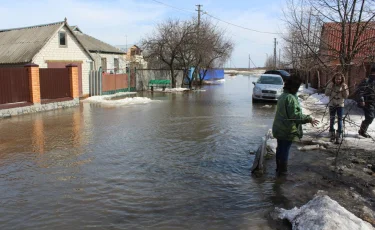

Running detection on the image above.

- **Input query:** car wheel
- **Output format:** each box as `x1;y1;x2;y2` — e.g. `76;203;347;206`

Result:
252;97;258;103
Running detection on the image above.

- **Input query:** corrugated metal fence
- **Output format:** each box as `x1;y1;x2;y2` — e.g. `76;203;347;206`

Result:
39;68;71;99
89;68;137;96
0;68;30;105
89;70;102;96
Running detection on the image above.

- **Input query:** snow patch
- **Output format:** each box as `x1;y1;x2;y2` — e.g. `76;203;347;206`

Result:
203;79;225;84
151;87;189;93
84;93;155;106
261;105;273;109
276;193;375;230
298;87;375;151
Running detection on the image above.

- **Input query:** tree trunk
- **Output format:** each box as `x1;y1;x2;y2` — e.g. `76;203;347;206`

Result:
170;69;176;88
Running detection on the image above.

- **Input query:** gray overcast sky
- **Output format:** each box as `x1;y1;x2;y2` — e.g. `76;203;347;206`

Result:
0;0;286;68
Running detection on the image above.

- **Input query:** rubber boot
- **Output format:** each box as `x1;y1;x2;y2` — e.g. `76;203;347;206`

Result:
335;132;342;144
276;159;281;173
277;162;288;176
358;122;371;138
329;130;335;142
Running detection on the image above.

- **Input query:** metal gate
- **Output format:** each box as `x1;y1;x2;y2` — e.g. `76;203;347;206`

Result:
89;69;102;96
0;68;30;105
39;68;70;99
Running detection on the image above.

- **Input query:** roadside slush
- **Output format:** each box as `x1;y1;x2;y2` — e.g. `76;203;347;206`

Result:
265;87;375;228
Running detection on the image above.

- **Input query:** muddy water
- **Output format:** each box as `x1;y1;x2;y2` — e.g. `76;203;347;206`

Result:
0;75;284;229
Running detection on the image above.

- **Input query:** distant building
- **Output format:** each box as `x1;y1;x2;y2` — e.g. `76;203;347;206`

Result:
312;22;375;90
126;45;147;69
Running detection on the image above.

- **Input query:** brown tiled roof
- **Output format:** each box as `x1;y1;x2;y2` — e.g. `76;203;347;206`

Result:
0;21;64;64
321;22;375;59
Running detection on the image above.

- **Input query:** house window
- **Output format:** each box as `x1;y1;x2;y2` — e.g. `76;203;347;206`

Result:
101;58;107;72
114;58;119;72
59;32;67;47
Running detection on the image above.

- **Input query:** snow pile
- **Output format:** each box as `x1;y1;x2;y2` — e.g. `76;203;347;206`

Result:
151;87;189;92
302;86;317;95
309;93;330;105
84;92;136;101
204;79;225;84
267;138;277;154
297;87;375;150
84;94;154;106
276;193;375;230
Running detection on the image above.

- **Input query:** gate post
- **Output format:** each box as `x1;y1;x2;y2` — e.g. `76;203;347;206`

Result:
66;64;79;99
25;63;41;104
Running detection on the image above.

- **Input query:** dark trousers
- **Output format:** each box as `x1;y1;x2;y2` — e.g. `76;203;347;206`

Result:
329;106;344;133
276;139;293;162
363;107;375;125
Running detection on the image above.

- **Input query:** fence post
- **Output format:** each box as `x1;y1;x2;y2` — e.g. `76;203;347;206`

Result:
25;63;41;104
66;64;79;99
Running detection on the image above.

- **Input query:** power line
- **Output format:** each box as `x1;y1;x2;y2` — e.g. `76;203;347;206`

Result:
149;0;282;35
203;11;282;35
249;56;258;68
149;0;195;14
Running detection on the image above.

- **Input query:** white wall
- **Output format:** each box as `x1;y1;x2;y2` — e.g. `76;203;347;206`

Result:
91;53;127;73
32;25;92;96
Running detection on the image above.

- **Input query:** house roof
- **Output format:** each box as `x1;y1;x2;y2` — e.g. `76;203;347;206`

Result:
0;21;94;65
321;22;375;59
70;25;82;33
0;21;64;64
72;30;125;55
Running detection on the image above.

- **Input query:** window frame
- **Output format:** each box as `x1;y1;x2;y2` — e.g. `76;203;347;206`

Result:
59;31;67;48
114;58;119;72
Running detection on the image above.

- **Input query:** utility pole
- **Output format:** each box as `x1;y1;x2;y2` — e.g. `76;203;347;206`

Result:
196;4;202;27
125;35;128;53
274;38;277;69
195;4;202;87
248;54;251;69
279;49;281;68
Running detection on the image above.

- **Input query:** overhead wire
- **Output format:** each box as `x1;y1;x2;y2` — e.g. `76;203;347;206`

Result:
203;11;282;35
148;0;276;67
149;0;196;14
249;56;258;68
149;0;282;35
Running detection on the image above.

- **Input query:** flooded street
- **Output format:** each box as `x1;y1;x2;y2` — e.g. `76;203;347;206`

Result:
0;75;282;229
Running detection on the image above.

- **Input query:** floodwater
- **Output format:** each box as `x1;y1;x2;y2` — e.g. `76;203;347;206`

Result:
0;75;285;230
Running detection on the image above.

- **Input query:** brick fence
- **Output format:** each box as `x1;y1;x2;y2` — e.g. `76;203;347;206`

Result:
0;63;80;118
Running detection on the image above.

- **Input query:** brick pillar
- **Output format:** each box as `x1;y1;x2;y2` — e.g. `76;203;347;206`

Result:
66;64;79;98
25;63;41;104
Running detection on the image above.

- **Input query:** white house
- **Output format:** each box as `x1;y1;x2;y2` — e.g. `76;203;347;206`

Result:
0;19;93;97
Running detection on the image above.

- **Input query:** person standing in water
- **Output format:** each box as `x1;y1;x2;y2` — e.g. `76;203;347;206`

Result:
272;75;319;176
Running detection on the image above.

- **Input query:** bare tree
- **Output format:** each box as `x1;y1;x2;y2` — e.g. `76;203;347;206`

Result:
264;55;275;69
197;20;233;86
283;0;375;91
142;18;233;89
142;19;193;88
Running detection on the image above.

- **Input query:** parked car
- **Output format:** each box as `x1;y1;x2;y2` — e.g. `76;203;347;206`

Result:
252;74;284;102
264;70;291;81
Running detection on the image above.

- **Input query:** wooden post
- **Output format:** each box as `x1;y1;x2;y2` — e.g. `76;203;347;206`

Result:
25;63;41;104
